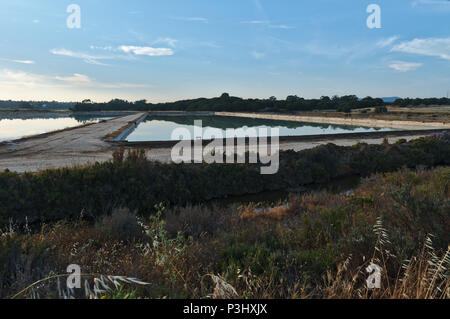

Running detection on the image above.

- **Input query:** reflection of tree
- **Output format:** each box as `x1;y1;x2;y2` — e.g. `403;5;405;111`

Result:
71;112;129;123
0;114;67;121
144;115;373;131
0;112;130;124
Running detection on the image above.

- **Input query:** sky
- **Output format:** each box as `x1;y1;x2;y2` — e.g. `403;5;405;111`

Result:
0;0;449;102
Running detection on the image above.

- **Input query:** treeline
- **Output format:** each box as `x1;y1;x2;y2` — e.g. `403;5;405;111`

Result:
0;100;75;110
72;95;383;112
72;94;450;113
2;96;449;113
392;97;450;107
0;133;449;228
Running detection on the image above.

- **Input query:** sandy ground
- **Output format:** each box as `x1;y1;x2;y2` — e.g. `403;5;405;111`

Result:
0;113;145;173
0;111;437;173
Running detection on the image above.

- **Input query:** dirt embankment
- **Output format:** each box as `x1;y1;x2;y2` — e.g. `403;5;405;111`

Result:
0;113;146;173
215;112;450;129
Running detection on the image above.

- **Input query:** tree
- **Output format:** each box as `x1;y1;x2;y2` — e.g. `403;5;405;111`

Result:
286;95;300;102
20;101;32;109
374;106;388;114
338;105;353;113
135;99;147;106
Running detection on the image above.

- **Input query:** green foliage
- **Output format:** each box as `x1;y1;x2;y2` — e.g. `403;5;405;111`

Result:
70;94;394;113
393;97;450;107
96;209;143;243
103;286;139;299
0;135;449;227
374;106;388;114
0;167;449;299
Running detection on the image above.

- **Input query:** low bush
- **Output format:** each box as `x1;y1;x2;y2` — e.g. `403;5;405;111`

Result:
0;133;449;228
1;167;448;299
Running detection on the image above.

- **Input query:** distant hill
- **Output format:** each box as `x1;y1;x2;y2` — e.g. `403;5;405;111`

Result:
382;97;401;103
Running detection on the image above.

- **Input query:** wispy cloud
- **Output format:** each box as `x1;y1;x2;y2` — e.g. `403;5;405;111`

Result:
0;69;47;88
50;48;111;65
89;45;115;51
389;61;423;72
391;37;450;60
241;20;269;24
0;58;35;65
55;73;92;85
55;73;150;89
269;24;294;30
153;37;178;48
118;46;174;57
174;17;208;23
13;60;35;64
377;36;399;48
52;44;174;65
251;51;265;59
0;69;150;90
241;20;294;29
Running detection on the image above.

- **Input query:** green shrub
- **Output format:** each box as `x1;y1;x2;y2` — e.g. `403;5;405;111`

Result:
96;209;143;242
374;106;388;113
0;136;448;227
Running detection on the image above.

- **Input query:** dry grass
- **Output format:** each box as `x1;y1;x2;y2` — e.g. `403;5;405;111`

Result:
0;167;449;299
240;202;291;220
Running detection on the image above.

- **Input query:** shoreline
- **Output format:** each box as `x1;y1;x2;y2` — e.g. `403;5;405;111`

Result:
0;131;442;173
215;112;450;130
111;128;448;149
0;111;448;173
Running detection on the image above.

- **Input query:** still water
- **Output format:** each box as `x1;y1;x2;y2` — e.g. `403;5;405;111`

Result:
126;115;392;142
0;113;122;142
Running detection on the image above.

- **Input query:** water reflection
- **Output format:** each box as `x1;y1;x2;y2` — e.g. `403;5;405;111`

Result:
0;112;125;142
126;115;392;142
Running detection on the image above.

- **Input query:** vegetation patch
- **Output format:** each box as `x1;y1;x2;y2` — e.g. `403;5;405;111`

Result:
0;133;449;227
1;167;448;299
71;95;450;114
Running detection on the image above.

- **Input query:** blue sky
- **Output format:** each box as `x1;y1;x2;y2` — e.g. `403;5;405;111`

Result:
0;0;449;102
